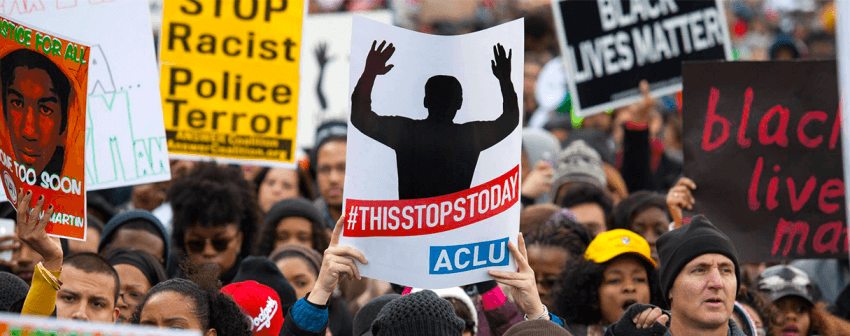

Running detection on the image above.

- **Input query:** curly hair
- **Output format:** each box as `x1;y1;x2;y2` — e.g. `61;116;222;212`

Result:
168;162;260;260
525;209;593;259
130;278;251;336
609;191;669;231
553;255;665;325
764;301;850;336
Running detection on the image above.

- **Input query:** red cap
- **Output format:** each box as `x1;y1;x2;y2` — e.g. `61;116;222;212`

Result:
222;281;284;336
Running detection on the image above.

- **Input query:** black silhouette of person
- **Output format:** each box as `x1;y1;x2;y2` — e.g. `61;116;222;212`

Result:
351;40;518;200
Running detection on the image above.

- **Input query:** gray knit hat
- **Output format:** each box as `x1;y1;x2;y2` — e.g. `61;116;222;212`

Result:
0;271;29;312
550;140;606;202
353;294;401;336
371;290;464;336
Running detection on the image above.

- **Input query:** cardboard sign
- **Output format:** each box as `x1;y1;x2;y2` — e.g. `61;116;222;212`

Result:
0;16;89;241
552;0;732;117
0;312;200;336
340;17;523;288
159;0;304;167
5;1;172;191
297;10;393;148
682;61;847;263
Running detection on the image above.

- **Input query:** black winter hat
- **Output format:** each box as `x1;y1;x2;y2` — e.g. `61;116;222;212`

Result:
657;215;740;302
0;272;28;312
371;290;464;336
98;210;171;270
353;294;401;336
264;198;324;230
232;256;297;311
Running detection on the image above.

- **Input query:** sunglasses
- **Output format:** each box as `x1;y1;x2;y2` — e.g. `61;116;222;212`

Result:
185;236;235;253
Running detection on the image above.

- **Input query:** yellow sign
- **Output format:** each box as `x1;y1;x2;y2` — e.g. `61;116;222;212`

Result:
159;0;302;165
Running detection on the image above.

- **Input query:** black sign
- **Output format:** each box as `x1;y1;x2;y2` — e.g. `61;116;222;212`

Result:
682;61;847;262
552;0;730;116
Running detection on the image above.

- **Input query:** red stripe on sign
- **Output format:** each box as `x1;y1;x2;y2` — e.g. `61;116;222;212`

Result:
343;165;520;237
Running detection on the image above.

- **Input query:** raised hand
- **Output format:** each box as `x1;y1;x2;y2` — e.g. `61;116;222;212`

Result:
491;43;512;81
15;189;62;271
488;233;547;320
315;41;334;68
666;177;696;228
307;215;367;305
364;40;395;76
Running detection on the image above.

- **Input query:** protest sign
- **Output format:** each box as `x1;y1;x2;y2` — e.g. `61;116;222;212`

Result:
297;10;392;148
0;16;89;241
552;0;732;117
839;0;850;261
160;0;304;167
0;312;200;336
340;17;523;288
682;61;847;263
5;1;171;191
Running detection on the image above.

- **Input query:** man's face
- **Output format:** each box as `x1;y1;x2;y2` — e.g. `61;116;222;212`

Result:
669;253;737;331
5;67;65;174
526;244;568;307
316;140;346;207
56;266;118;323
568;203;606;236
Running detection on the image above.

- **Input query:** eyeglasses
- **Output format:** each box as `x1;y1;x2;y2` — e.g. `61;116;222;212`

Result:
185;236;235;253
119;291;145;307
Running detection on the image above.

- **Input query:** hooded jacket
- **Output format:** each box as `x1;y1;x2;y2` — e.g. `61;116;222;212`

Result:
98;210;172;270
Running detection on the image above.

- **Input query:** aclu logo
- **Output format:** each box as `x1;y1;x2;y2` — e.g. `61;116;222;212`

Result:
429;237;509;274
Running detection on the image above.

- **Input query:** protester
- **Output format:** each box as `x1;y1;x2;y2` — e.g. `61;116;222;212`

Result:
168;163;258;284
603;215;744;336
503;319;570;336
255;198;330;257
231;256;298;312
63;216;104;255
253;166;317;214
132;278;251;336
409;287;479;336
0;272;29;313
221;280;285;336
554;229;664;336
103;248;168;323
352;294;400;336
521;129;559;205
519;203;561;234
609;191;671;264
312;120;348;229
558;184;614;236
733;288;769;336
756;265;850;336
98;210;171;268
550;140;607;205
272;243;354;336
524;209;592;307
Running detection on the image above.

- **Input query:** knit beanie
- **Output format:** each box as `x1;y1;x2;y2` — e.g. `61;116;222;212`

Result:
270;244;324;276
503;320;570;336
264;198;324;231
353;294;401;336
522;129;561;166
311;120;348;173
371;290;464;336
104;248;168;289
0;272;28;312
657;215;740;302
232;256;297;311
221;281;284;336
410;287;478;335
550;140;606;202
98;210;171;270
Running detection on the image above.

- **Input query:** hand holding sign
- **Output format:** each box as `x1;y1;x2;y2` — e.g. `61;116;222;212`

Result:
307;216;368;305
364;40;395;76
488;233;547;320
15;188;62;272
491;43;512;82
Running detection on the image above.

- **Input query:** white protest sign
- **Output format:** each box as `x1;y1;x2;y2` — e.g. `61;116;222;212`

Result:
298;10;393;148
5;0;171;190
0;312;200;336
340;17;523;289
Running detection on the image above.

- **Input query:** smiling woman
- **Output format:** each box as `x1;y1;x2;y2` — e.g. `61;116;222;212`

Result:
0;48;70;180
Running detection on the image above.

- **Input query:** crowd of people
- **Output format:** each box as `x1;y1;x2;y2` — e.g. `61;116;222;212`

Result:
0;0;847;335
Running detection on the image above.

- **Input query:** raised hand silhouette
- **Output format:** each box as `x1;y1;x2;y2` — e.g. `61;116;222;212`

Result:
364;40;395;76
315;41;334;68
491;43;512;81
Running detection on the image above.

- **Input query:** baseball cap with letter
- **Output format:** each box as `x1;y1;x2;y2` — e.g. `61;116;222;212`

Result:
584;229;657;268
221;280;284;336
